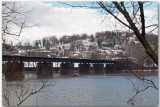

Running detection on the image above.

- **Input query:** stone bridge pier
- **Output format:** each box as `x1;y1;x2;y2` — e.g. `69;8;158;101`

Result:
4;61;25;78
78;63;90;74
114;62;126;73
60;63;74;76
36;62;53;76
105;63;115;73
93;64;104;74
2;63;5;74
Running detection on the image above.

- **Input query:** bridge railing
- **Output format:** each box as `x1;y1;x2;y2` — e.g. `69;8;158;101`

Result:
2;55;118;63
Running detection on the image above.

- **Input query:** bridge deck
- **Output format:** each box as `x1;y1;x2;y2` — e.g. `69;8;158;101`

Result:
2;55;118;63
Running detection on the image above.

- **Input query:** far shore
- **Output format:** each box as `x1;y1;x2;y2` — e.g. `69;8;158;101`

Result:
25;71;158;76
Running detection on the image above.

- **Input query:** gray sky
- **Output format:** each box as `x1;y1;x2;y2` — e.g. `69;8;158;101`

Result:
4;1;158;44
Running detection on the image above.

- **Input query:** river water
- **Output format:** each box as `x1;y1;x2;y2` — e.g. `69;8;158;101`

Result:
2;73;158;106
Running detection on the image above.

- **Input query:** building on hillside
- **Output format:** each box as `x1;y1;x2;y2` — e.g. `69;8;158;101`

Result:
27;51;51;57
64;49;70;56
18;46;34;51
2;43;18;55
81;51;90;59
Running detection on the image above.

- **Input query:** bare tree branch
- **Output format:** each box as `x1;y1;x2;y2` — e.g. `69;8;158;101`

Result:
97;1;131;29
138;2;145;37
2;1;36;43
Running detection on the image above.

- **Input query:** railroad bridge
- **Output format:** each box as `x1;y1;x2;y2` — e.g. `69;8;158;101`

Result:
2;55;127;78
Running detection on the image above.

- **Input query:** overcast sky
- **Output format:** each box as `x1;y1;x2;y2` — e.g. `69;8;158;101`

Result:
4;1;158;44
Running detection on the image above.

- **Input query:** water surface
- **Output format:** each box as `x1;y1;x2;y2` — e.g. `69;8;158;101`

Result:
2;73;158;106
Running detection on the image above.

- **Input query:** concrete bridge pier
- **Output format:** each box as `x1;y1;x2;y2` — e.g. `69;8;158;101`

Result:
36;62;53;76
113;62;124;73
93;64;104;74
2;63;5;74
36;62;43;75
105;63;115;73
5;61;25;78
44;62;53;75
60;63;74;76
78;63;90;74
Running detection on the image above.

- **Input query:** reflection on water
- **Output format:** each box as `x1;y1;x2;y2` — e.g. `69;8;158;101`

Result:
2;73;158;106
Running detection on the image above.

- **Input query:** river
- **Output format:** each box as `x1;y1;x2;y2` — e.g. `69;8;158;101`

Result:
2;73;158;106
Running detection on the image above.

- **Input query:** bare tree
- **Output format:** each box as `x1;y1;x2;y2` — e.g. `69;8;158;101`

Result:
126;62;158;105
69;42;76;54
97;1;158;65
2;1;36;43
90;35;95;42
59;1;158;104
90;52;99;59
34;40;41;49
81;33;88;40
2;2;51;106
59;1;158;65
49;36;59;46
3;77;53;106
45;39;51;51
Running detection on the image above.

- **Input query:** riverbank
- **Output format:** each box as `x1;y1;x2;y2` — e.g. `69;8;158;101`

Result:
105;72;158;76
25;71;158;76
